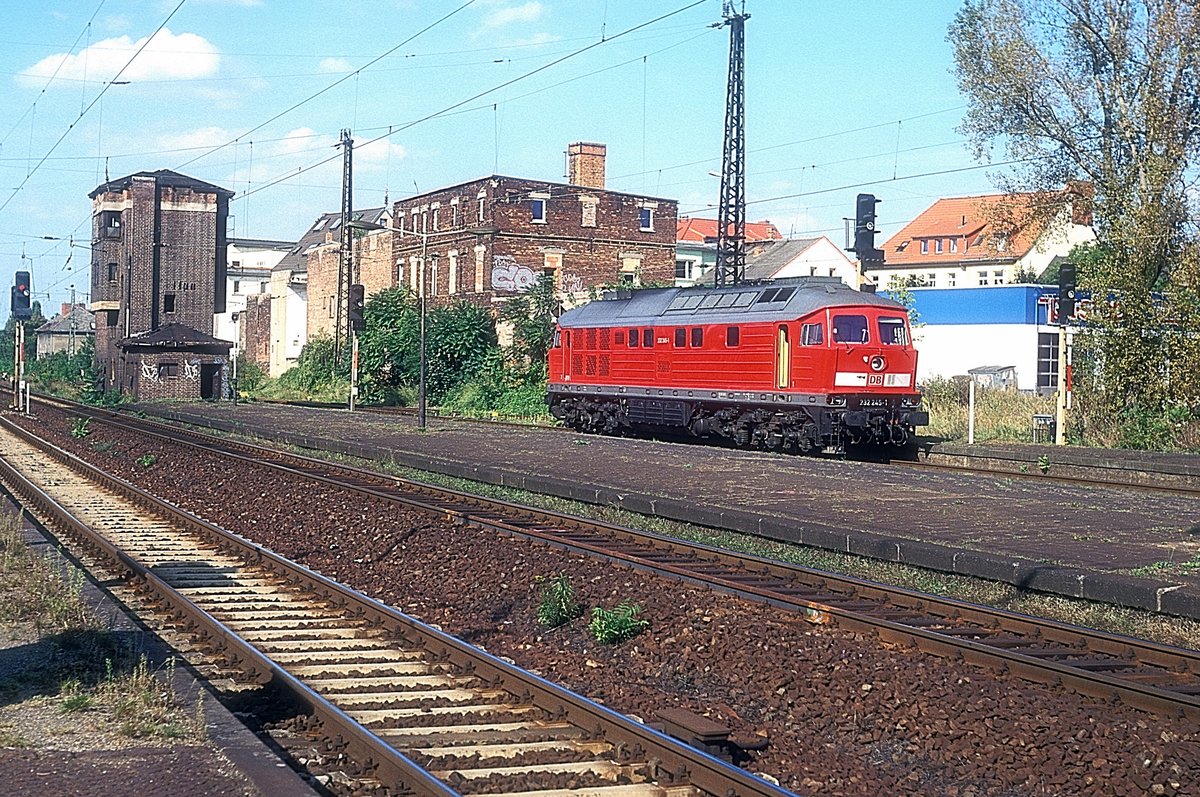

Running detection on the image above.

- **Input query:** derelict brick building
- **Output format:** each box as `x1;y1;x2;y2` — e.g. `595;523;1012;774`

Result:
390;142;677;306
89;169;233;400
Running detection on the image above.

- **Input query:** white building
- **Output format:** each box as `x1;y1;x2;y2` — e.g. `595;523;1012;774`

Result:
216;238;292;345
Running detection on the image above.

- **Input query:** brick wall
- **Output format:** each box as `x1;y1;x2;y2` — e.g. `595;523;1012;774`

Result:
242;294;271;367
305;239;340;341
124;350;228;401
390;175;676;309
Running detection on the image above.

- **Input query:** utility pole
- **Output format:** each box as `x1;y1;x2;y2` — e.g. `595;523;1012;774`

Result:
714;0;749;288
69;284;76;356
335;128;353;365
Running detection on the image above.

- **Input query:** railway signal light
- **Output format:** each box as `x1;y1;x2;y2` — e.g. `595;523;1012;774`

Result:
11;271;31;320
348;283;365;331
852;194;885;266
1057;262;1076;322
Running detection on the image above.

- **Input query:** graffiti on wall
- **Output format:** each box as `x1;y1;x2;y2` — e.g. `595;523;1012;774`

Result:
491;255;537;292
184;359;200;381
560;272;584;294
140;361;160;383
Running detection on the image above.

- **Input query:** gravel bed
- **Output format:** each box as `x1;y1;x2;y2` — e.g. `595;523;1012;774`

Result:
18;406;1199;797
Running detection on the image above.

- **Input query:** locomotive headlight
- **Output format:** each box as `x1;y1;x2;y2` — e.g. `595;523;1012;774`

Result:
901;395;921;407
870;355;886;372
829;395;847;407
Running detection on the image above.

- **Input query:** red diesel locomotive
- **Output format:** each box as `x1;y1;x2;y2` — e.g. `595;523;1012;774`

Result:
547;277;928;453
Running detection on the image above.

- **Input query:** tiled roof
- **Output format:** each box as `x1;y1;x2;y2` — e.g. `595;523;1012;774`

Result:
879;193;1047;267
274;207;388;273
89;169;232;199
677;217;783;244
37;305;94;334
119;323;231;349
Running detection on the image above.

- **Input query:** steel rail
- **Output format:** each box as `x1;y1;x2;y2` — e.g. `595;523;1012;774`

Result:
28;397;1200;721
0;415;793;797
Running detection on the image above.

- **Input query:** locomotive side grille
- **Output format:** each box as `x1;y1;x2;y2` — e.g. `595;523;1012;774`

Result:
571;354;583;374
658;361;670;373
598;353;610;376
586;355;598;375
586;328;598;349
600;328;611;350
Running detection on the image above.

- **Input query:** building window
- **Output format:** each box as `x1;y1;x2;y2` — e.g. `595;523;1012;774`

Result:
432;205;440;230
690;327;703;347
620;256;642;287
260;281;269;293
396;261;404;287
920;240;928;254
329;294;336;317
163;293;176;313
675;260;691;281
950;238;958;253
639;207;654;232
993;269;1006;285
947;272;957;288
674;328;686;347
450;198;460;227
726;326;740;347
410;257;419;291
448;250;459;294
232;280;240;294
926;272;937;286
477;191;486;223
474;245;486;293
935;239;944;254
107;262;118;282
430;256;439;297
978;270;990;286
158;362;178;378
397;213;404;234
531;197;547;224
543;252;562;288
99;210;122;239
580;196;598;227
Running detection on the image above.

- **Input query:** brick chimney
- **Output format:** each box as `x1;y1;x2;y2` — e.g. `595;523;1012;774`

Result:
567;142;606;189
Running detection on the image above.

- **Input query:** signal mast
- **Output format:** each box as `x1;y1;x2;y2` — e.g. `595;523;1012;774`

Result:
713;1;749;288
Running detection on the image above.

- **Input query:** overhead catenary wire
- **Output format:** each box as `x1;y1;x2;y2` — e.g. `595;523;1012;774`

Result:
173;0;480;171
234;0;710;204
0;0;187;216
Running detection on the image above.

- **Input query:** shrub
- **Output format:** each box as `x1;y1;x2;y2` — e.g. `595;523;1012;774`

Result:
535;574;583;628
70;417;92;438
588;603;649;644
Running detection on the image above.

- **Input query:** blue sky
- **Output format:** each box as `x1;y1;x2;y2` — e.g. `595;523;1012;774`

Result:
1;0;998;311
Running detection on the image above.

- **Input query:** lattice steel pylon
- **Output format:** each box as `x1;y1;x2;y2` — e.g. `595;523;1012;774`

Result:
335;128;353;365
714;1;749;287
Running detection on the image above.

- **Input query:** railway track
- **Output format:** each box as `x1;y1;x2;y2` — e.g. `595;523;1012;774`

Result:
0;415;791;797
33;396;1200;724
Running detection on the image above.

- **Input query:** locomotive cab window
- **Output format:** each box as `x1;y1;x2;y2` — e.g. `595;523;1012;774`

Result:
552;330;562;348
642;328;654;348
832;314;869;344
628;328;639;348
801;323;824;346
690;327;703;347
674;328;686;347
878;316;909;345
726;326;740;347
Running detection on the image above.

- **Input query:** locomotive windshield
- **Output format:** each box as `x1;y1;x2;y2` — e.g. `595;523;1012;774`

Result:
877;316;909;345
831;314;869;344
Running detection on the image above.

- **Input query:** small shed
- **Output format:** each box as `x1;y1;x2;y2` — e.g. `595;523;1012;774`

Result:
117;323;232;401
967;364;1018;390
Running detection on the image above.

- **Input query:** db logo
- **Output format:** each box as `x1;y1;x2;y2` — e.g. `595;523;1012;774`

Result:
867;374;884;386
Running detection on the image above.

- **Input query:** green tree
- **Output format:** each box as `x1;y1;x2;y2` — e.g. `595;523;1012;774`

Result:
951;0;1200;443
0;301;48;373
500;275;559;368
357;287;420;403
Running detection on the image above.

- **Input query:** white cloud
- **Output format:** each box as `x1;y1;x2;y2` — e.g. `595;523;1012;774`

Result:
156;126;233;153
318;57;353;73
480;1;544;31
356;138;407;166
17;28;220;87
